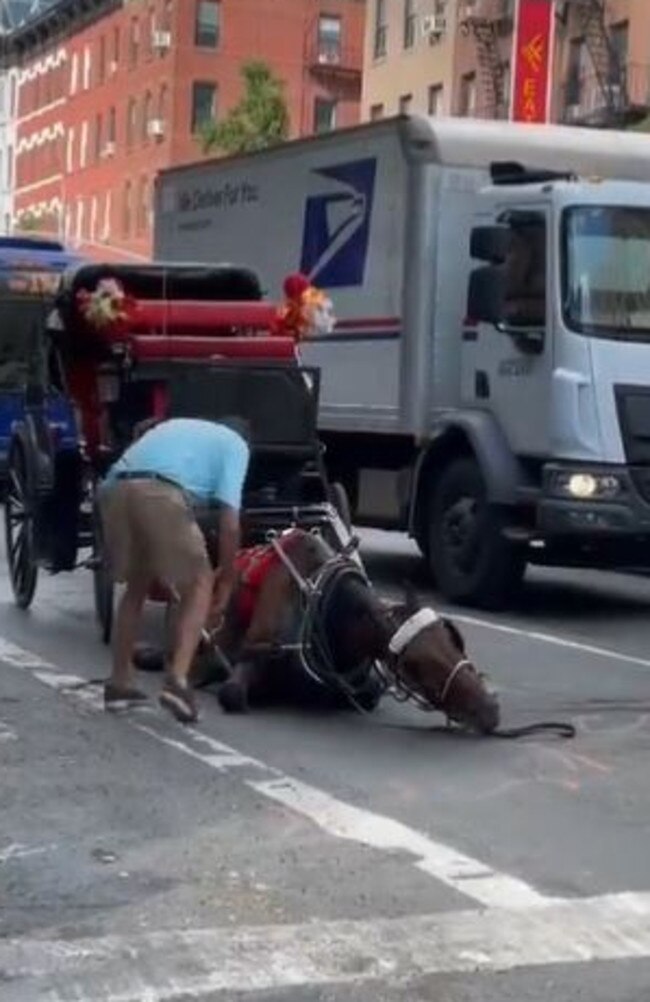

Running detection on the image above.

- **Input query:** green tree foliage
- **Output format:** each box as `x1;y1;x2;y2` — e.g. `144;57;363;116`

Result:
201;61;290;156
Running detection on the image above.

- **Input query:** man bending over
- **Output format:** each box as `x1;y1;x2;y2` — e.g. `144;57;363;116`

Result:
98;417;250;724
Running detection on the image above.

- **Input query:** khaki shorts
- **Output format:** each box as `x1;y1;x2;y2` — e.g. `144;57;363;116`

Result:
98;479;210;589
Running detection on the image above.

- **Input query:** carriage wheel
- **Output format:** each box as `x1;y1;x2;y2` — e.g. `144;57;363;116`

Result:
4;440;38;609
92;507;114;645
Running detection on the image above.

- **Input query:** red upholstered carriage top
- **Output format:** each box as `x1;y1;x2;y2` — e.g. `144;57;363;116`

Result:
55;263;305;457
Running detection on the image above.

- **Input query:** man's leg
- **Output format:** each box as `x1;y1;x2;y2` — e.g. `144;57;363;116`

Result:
110;573;151;690
100;482;151;710
135;484;213;724
168;569;214;686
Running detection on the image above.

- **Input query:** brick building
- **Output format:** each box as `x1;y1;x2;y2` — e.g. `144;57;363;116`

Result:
3;0;364;261
362;0;650;130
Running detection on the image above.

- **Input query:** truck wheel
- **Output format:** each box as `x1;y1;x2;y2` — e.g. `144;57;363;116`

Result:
428;457;525;610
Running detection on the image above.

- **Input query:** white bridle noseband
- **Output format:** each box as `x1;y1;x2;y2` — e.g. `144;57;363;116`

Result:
388;607;474;711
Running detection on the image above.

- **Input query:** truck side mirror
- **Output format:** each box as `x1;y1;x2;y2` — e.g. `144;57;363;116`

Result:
470;225;510;263
467;265;505;325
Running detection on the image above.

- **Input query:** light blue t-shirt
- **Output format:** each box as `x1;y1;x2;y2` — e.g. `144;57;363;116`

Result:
106;418;250;510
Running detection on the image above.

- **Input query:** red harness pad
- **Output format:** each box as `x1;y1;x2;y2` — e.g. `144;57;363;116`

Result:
234;530;301;629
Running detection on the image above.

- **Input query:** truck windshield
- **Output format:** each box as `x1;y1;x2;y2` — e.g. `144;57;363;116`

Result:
562;206;650;338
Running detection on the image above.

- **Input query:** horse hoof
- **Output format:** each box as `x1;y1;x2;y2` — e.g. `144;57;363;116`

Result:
218;681;249;714
133;645;165;673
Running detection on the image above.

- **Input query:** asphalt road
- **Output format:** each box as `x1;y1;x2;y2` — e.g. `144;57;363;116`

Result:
2;529;650;1001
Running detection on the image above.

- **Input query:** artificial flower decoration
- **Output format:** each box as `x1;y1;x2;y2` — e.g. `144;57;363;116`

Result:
76;277;134;333
273;272;336;341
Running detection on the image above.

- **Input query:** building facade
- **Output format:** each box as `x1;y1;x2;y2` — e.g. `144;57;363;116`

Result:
362;0;650;131
3;0;365;261
0;66;17;234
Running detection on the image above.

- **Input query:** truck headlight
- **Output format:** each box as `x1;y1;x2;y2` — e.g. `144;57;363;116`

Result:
548;470;625;500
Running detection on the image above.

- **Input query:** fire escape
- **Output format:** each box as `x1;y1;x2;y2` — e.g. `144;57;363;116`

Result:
458;0;515;119
563;0;647;127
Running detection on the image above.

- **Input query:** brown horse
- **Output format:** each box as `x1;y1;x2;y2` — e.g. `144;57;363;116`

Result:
136;529;500;733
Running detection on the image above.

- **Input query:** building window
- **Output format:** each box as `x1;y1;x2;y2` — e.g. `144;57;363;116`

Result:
142;91;153;141
428;84;443;116
98;35;106;84
66;128;74;172
107;106;116;145
191;81;217;132
129;18;140;68
102;191;112;240
123;181;132;237
70;53;78;95
317;15;341;62
80;120;88;167
94;113;103;160
370;103;384;120
146;6;155;56
83;46;91;89
195;0;221;48
610;20;629;82
127;97;137;147
137;175;149;233
162;0;173;31
113;27;120;69
399;93;412;114
404;0;416;49
498;62;511;117
90;195;98;241
459;72;476;116
313;97;337;133
76;198;84;242
374;0;387;59
159;83;169;120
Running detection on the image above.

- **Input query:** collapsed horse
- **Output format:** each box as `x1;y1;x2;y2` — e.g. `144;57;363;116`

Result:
135;528;502;735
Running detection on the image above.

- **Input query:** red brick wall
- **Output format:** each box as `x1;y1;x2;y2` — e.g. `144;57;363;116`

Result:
13;0;365;262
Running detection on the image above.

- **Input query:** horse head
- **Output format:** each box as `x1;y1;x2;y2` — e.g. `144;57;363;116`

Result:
382;585;500;734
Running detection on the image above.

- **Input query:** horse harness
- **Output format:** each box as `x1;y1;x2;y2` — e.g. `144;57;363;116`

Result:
254;534;473;718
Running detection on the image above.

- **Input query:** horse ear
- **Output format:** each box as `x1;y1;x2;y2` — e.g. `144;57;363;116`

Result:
402;580;421;618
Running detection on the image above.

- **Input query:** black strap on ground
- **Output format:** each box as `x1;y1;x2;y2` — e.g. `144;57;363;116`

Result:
490;721;576;739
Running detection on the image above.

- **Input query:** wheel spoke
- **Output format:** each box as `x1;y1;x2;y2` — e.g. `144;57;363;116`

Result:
10;525;25;564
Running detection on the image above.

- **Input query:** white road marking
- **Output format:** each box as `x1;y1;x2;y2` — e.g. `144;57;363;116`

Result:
450;612;650;672
0;631;549;909
0;719;17;742
3;892;650;999
0;842;56;864
251;776;547;910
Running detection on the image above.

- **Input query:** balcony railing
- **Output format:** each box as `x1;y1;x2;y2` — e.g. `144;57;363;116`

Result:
307;42;362;79
560;62;650;127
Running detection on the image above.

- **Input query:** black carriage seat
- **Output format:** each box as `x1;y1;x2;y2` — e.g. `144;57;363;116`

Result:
58;261;264;306
163;361;328;526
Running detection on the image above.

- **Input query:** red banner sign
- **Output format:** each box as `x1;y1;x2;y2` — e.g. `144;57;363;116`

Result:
512;0;554;123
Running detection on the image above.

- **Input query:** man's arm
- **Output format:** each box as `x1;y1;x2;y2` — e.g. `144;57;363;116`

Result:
215;506;240;592
210;433;250;618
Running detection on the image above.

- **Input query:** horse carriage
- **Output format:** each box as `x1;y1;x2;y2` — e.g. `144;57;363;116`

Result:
1;259;507;732
3;262;353;638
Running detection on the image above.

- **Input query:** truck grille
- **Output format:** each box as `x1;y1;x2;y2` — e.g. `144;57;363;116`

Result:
631;467;650;504
615;385;650;465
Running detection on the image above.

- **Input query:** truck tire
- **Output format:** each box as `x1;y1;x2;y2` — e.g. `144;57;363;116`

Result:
428;457;525;610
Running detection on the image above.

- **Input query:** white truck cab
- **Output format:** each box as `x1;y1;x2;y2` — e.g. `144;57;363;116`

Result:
154;116;650;609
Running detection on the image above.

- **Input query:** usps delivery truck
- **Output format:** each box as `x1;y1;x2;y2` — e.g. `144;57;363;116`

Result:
154;114;650;608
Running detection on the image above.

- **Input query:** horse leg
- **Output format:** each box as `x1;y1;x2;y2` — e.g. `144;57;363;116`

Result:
217;658;264;713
